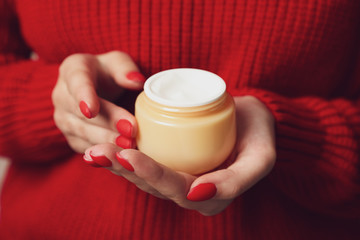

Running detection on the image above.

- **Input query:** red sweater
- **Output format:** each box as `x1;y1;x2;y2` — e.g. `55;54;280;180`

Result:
1;0;359;239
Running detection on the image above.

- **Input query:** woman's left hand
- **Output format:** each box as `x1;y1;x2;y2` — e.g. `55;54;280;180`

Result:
83;96;276;216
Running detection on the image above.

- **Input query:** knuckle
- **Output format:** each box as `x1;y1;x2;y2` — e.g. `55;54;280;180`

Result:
262;145;277;170
51;80;64;104
66;136;88;154
67;120;82;136
54;113;77;136
227;184;241;198
109;50;128;59
220;169;244;198
53;111;69;132
70;68;92;81
53;110;62;126
225;170;240;194
51;85;59;103
65;53;89;64
60;53;95;76
101;50;131;63
59;54;80;73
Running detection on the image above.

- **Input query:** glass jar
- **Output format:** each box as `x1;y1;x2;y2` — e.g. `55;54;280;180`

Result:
135;68;236;175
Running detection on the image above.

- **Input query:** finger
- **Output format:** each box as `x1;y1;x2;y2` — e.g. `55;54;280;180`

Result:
83;144;230;215
58;112;119;147
98;51;146;90
83;144;165;198
75;98;138;145
55;96;138;148
59;54;101;118
56;96;138;139
52;80;90;119
97;99;138;138
119;149;232;215
118;149;196;204
87;144;195;203
65;135;93;154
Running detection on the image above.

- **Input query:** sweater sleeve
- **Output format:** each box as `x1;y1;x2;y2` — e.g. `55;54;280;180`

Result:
229;77;360;219
0;0;73;164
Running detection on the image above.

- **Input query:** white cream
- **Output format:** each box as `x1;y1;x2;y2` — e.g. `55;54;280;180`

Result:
144;68;226;107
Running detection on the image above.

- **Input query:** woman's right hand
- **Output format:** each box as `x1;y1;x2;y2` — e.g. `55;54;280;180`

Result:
51;51;145;153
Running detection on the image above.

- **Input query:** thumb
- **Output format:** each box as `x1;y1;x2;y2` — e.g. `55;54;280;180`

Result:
187;148;275;201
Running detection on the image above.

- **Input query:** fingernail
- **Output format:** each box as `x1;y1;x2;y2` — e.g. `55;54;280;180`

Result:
126;71;146;83
89;152;112;167
79;101;92;119
83;154;102;168
186;183;217;202
116;119;133;138
116;153;134;172
116;135;135;149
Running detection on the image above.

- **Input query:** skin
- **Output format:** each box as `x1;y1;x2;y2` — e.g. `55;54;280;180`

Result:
52;50;276;216
52;51;143;152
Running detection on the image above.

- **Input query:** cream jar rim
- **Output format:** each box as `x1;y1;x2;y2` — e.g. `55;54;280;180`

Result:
144;68;226;108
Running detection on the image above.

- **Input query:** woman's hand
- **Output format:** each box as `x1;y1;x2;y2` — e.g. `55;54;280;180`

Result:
83;95;276;216
52;51;146;153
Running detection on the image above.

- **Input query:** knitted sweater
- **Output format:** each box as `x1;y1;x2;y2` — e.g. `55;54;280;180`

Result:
0;0;359;239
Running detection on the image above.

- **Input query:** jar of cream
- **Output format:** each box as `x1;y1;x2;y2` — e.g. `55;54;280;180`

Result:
135;68;236;175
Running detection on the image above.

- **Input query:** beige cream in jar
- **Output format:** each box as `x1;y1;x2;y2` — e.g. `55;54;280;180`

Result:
135;68;236;175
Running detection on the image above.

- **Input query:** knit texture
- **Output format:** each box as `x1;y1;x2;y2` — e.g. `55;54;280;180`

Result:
1;0;360;239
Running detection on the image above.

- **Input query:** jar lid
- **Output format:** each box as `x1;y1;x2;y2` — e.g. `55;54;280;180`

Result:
144;68;226;107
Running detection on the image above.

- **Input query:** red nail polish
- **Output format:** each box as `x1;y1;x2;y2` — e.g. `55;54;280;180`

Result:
79;101;92;119
116;153;134;172
89;152;112;167
83;155;102;168
126;71;146;83
116;119;133;138
187;183;217;202
116;136;135;149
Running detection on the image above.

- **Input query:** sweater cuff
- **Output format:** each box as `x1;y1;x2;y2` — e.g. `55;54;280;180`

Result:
229;87;360;218
228;87;285;124
0;60;72;164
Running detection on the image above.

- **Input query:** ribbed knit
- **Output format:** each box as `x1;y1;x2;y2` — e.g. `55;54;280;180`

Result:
0;0;359;239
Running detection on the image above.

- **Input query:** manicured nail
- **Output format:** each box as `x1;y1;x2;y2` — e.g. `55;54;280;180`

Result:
83;155;102;168
116;135;135;149
126;71;146;83
79;101;92;119
116;119;133;138
186;183;217;202
116;153;134;172
89;152;112;167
